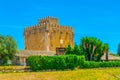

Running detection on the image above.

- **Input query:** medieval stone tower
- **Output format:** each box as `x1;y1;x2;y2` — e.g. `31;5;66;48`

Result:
24;16;74;51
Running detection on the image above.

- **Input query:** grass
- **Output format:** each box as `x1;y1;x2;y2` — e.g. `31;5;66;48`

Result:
0;68;120;80
0;66;30;70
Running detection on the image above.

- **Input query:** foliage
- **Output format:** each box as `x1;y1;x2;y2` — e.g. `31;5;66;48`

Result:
0;35;18;65
65;44;83;56
65;37;109;61
72;44;82;55
82;61;120;68
53;56;66;70
28;55;120;71
80;37;109;61
28;55;85;71
117;43;120;56
65;44;73;55
65;55;85;69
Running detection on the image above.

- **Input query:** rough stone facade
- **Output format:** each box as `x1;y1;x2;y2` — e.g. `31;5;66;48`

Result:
24;16;74;51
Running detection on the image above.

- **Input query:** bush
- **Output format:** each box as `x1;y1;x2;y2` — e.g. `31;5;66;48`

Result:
52;56;66;70
65;55;85;69
28;55;120;71
28;56;41;71
28;55;85;71
82;61;120;68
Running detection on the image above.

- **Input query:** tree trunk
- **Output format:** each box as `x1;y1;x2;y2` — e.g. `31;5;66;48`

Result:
90;54;92;61
106;52;108;61
86;48;91;61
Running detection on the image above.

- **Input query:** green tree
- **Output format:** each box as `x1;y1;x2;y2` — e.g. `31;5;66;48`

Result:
117;43;120;56
80;37;109;61
0;35;18;65
65;44;73;55
103;44;109;61
72;44;81;55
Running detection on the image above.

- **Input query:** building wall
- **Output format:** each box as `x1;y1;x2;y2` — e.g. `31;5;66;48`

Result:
24;16;74;51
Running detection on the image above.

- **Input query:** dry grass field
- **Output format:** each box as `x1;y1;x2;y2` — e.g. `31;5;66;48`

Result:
0;68;120;80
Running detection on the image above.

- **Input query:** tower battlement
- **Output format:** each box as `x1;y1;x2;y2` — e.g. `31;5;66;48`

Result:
46;24;73;32
24;16;74;51
39;16;58;25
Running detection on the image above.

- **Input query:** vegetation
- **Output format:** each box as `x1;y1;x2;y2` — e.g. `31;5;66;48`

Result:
0;68;120;80
117;43;120;56
27;37;120;71
72;44;81;55
0;35;18;65
80;37;109;61
28;55;120;71
65;44;82;55
28;55;85;71
65;37;109;61
82;61;120;68
65;44;73;55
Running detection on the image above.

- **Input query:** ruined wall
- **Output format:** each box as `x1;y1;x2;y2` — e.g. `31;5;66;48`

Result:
24;16;74;51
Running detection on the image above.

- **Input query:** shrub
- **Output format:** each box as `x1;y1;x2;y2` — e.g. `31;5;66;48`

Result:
28;55;85;71
82;61;120;68
65;55;77;69
53;56;66;70
28;56;41;71
28;55;120;71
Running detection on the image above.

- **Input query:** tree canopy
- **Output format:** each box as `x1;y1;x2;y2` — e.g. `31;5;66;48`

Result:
65;44;83;55
65;44;73;55
0;35;18;65
72;44;81;55
80;37;109;61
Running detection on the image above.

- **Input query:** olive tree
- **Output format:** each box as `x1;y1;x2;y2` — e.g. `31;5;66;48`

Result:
0;35;18;65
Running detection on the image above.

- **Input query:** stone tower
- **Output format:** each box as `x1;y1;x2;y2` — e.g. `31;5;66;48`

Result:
24;16;74;51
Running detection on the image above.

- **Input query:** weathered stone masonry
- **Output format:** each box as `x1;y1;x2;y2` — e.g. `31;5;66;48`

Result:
24;16;74;51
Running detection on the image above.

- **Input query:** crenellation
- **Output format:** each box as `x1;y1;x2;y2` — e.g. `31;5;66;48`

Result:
43;18;45;22
33;26;35;29
40;23;42;26
36;25;39;29
28;27;31;32
47;16;50;20
29;26;32;30
24;16;74;51
24;27;26;31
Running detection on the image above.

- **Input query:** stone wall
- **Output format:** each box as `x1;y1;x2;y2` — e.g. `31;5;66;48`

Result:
24;16;74;51
15;50;56;66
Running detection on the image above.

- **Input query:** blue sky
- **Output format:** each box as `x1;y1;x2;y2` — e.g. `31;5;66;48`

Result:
0;0;120;53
